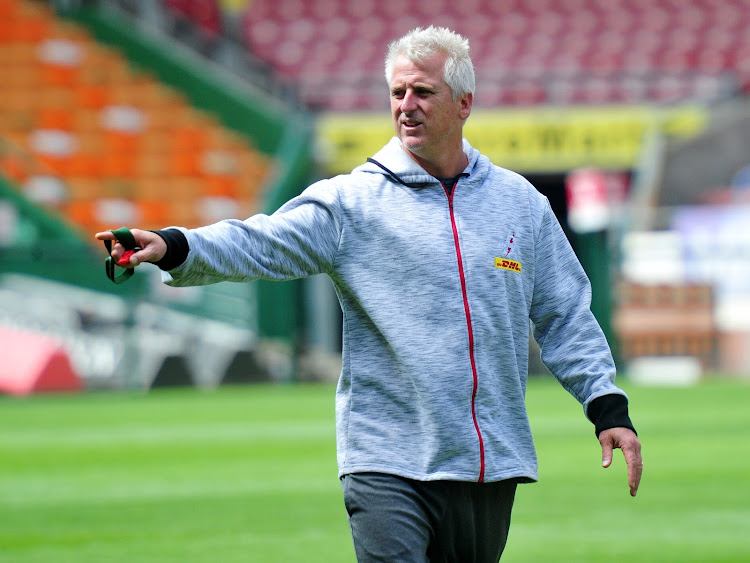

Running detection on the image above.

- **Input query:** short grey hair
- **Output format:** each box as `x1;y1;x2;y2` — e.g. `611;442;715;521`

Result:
385;26;475;101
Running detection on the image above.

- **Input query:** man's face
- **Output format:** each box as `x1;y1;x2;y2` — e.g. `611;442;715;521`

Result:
389;53;472;166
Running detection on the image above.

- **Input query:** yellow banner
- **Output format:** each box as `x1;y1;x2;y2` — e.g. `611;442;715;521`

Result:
316;106;707;174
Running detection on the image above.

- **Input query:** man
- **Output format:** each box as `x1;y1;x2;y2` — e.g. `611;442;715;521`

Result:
97;26;642;563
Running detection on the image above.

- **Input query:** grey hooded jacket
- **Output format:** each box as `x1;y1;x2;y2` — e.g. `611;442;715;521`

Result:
161;137;629;483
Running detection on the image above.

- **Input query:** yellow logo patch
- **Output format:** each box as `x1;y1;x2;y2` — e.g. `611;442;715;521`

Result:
495;258;522;273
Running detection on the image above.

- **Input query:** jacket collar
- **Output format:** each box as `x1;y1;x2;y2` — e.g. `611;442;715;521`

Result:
354;137;487;188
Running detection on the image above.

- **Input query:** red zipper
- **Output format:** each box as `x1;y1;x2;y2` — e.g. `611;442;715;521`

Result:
443;183;485;483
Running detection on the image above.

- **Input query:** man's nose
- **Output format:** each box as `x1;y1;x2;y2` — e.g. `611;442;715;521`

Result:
401;89;418;111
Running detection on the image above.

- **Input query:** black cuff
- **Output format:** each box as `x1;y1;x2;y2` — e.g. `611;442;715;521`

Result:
587;394;637;438
151;229;189;271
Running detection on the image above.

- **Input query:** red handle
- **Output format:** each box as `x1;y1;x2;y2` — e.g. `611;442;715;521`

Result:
118;249;135;266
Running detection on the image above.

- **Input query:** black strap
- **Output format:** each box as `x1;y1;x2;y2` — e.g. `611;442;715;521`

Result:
104;227;138;284
366;158;469;191
366;158;426;189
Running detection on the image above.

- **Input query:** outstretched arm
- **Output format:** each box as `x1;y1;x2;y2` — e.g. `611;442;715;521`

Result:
599;426;643;497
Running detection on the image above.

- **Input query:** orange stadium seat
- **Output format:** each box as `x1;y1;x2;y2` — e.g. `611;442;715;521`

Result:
65;153;103;178
103;130;142;155
0;152;28;185
0;0;20;17
36;107;73;131
66;177;105;202
135;152;170;179
34;153;69;176
63;199;95;228
136;198;171;229
40;59;80;88
74;83;111;109
5;67;40;89
99;152;137;179
203;174;239;198
10;15;50;43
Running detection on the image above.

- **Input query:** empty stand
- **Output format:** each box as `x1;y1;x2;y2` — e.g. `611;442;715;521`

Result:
613;282;717;370
230;0;750;110
0;0;273;237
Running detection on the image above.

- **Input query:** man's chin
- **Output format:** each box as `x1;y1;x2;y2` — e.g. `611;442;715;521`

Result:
400;136;424;153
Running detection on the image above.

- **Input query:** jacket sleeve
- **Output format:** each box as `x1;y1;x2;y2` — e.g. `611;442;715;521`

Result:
528;198;634;433
161;179;342;287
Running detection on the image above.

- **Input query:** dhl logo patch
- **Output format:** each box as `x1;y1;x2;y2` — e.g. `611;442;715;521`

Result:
495;258;522;273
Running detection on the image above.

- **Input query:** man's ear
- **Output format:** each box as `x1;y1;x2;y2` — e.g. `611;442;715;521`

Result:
459;92;473;121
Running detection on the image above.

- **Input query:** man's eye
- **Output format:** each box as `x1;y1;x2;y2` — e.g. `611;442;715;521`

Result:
391;90;404;98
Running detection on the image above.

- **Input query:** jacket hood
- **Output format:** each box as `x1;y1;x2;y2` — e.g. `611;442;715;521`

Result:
353;137;487;187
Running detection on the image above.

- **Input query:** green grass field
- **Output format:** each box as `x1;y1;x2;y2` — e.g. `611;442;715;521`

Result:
1;377;749;562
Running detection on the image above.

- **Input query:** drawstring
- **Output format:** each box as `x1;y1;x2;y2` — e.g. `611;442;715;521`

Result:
366;158;427;189
366;158;468;192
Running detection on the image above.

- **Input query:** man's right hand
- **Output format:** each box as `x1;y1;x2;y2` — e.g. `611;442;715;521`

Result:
95;229;167;267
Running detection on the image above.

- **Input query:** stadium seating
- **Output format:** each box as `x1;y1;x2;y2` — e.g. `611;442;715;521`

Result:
614;281;717;370
222;0;750;110
0;0;273;237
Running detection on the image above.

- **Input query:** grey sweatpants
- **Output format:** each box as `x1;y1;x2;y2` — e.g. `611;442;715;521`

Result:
341;473;518;563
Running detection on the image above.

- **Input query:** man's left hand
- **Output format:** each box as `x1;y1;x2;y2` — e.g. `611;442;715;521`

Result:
599;427;642;497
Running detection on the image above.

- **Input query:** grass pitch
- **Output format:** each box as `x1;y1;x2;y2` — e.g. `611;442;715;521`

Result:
1;377;749;562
